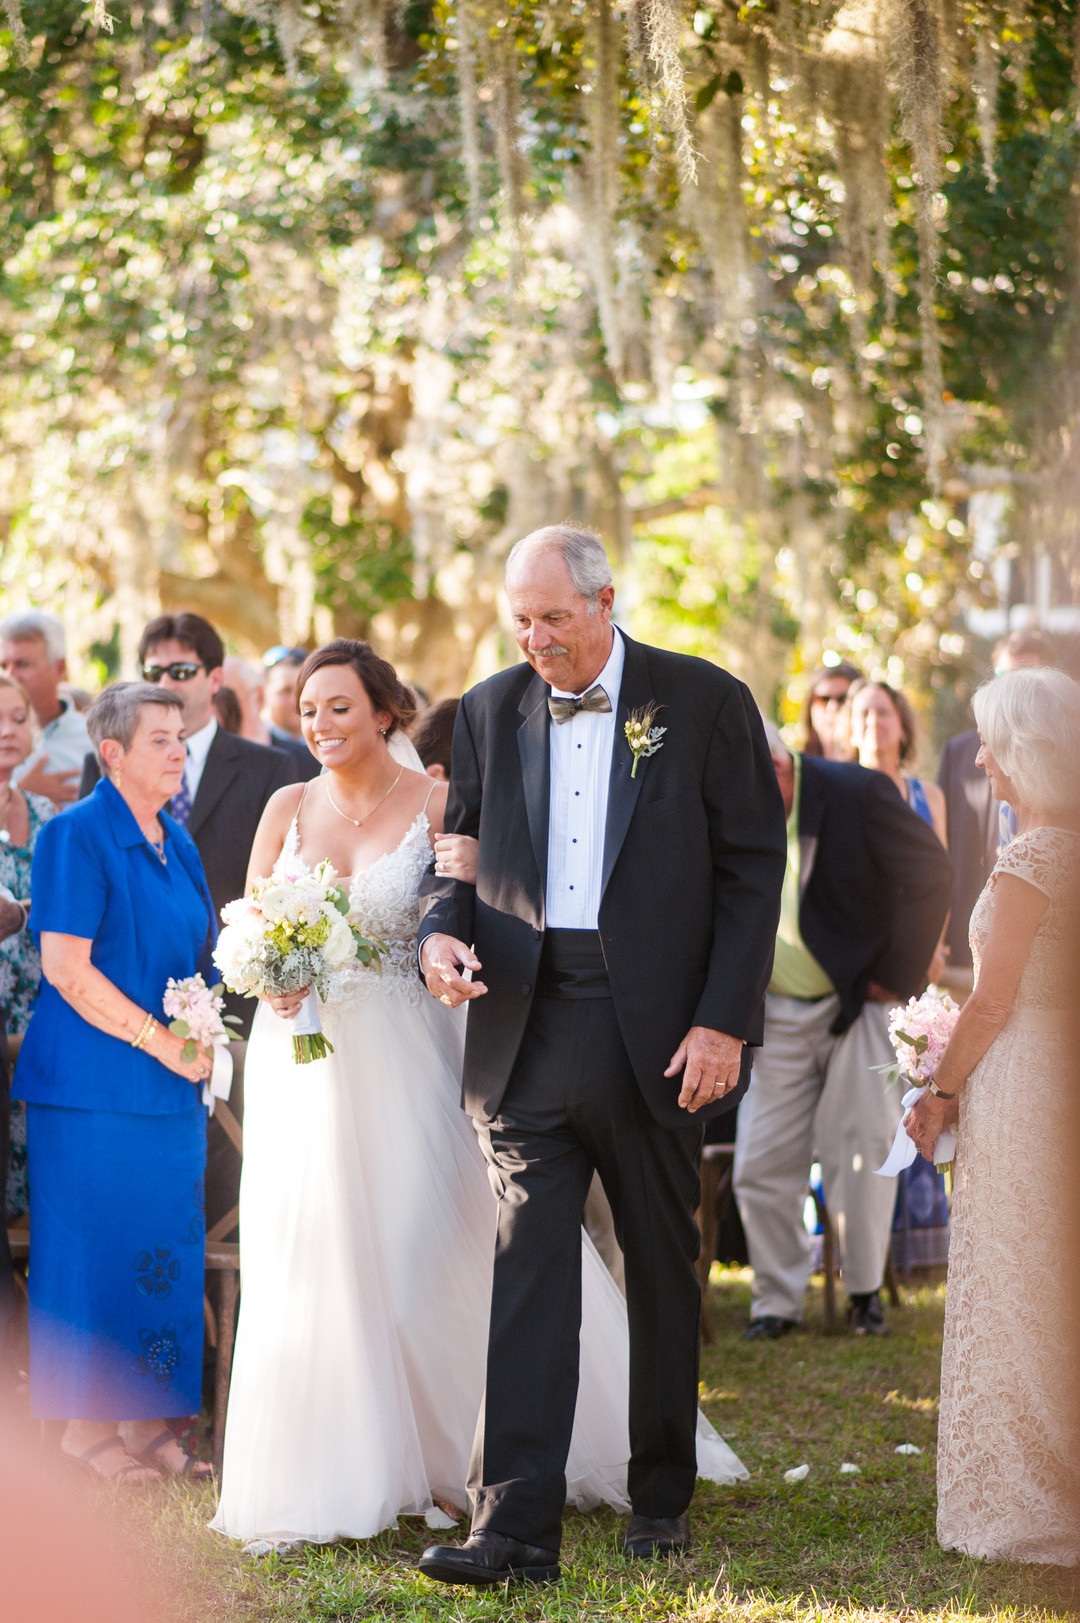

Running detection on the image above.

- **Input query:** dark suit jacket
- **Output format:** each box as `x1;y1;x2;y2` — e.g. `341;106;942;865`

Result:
796;755;954;1032
80;726;299;924
270;725;321;782
936;729;997;970
418;634;788;1129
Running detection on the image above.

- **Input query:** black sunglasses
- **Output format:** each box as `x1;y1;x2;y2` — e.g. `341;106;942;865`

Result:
142;661;205;683
263;645;308;669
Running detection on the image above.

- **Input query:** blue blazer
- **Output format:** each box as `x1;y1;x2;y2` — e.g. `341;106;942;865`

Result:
15;778;217;1116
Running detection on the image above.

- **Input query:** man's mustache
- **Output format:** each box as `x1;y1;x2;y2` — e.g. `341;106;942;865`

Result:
527;644;570;659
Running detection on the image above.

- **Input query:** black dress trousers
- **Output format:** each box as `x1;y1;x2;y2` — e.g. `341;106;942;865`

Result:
469;930;704;1553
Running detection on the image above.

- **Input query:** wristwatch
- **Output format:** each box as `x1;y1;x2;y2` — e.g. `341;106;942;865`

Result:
928;1079;955;1100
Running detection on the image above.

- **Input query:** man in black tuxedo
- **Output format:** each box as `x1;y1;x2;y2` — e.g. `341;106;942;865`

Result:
79;614;298;1231
734;727;953;1339
416;527;786;1586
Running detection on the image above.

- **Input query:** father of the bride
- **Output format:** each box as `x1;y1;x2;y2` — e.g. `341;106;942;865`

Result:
417;526;786;1585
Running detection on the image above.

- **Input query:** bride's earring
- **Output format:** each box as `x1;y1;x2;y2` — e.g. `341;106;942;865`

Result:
379;727;386;736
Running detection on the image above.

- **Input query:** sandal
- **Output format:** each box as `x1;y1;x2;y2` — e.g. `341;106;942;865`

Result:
133;1428;214;1480
64;1434;162;1484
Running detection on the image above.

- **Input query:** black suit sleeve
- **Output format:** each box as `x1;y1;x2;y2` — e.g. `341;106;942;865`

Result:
691;682;787;1044
417;695;481;951
865;772;954;998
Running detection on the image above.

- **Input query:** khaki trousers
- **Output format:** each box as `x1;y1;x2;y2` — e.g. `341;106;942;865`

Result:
734;994;901;1322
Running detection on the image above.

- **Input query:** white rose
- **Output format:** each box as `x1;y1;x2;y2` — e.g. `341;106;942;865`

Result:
321;910;356;969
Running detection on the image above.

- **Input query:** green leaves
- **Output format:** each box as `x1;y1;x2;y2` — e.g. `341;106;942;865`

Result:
895;1029;930;1055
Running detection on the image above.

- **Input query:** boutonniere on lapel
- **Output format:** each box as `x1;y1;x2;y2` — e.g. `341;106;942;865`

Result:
624;704;667;778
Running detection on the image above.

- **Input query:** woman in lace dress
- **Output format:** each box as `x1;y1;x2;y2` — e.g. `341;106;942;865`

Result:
905;667;1080;1565
211;641;744;1551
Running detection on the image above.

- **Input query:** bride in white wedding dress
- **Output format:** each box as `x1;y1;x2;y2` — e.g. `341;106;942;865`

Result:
210;642;745;1549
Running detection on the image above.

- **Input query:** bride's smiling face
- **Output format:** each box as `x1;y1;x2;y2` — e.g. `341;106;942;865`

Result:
298;664;391;769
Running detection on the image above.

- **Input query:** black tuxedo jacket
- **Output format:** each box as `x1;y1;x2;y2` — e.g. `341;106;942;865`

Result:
418;634;787;1129
936;729;997;970
796;754;954;1032
79;727;299;923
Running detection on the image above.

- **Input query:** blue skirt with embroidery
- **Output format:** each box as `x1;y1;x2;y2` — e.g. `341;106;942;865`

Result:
26;1102;206;1420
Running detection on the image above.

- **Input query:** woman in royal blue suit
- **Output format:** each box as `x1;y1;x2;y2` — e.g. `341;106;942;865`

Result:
15;682;217;1481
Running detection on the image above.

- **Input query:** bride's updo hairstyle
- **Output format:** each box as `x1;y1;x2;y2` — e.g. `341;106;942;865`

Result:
295;640;417;739
972;666;1080;816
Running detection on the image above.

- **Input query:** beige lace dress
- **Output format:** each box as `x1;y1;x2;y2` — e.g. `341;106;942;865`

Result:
937;825;1080;1564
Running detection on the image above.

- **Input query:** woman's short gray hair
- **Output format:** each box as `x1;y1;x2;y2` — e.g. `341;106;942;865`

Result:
972;667;1080;815
86;682;184;770
505;525;613;614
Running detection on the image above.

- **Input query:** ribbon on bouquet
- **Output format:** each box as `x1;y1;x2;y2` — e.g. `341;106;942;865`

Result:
202;1042;234;1116
875;1085;957;1178
284;988;323;1042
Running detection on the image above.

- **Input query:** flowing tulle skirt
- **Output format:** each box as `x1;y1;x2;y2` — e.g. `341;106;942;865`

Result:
211;986;745;1544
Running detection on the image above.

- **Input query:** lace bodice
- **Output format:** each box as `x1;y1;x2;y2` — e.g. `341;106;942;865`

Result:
969;825;1080;1012
276;811;433;1008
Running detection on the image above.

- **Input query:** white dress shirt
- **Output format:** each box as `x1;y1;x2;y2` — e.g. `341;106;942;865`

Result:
183;716;218;800
545;628;625;930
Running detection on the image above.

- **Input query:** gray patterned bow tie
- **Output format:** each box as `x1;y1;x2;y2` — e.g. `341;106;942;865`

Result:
547;684;612;724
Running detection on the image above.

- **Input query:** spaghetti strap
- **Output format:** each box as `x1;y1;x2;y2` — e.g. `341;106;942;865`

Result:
421;778;440;819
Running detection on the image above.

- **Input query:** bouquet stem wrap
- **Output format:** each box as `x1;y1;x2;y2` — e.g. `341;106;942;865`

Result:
286;989;334;1065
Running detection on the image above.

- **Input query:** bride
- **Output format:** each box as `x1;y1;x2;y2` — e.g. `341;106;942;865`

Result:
210;639;745;1550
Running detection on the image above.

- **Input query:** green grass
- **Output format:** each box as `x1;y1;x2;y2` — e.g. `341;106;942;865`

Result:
126;1271;1077;1622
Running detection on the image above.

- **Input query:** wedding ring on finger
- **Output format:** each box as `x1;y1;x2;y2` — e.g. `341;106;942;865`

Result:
439;993;454;1006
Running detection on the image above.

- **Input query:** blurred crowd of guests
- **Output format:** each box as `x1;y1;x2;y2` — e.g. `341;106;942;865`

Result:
733;629;1063;1341
0;595;1071;1475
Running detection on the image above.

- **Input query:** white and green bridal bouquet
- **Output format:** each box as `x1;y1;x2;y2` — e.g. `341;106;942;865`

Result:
214;862;381;1063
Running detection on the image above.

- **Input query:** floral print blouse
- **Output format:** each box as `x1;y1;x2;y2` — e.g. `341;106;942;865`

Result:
4;790;56;1217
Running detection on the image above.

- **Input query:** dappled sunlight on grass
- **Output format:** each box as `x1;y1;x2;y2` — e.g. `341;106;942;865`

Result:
110;1269;1075;1622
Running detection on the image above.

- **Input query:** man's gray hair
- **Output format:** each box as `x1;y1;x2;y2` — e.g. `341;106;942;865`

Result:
972;667;1080;815
505;525;614;614
86;682;184;770
0;609;67;663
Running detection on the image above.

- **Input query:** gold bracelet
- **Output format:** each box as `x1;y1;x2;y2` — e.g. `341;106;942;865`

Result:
131;1012;157;1050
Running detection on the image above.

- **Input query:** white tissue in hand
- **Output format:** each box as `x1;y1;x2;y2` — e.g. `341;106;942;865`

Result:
894;1443;922;1455
839;1462;861;1474
783;1464;810;1481
876;1086;956;1176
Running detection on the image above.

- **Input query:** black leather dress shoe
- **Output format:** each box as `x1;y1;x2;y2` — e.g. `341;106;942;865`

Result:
622;1512;690;1557
418;1530;560;1587
744;1315;797;1341
848;1291;890;1336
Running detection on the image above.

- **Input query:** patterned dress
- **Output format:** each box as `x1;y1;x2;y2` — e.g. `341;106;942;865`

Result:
937;826;1080;1563
2;790;55;1218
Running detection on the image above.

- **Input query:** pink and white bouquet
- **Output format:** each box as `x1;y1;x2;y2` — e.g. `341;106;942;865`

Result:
875;986;961;1179
213;861;381;1063
163;974;238;1061
886;987;961;1089
162;973;239;1108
